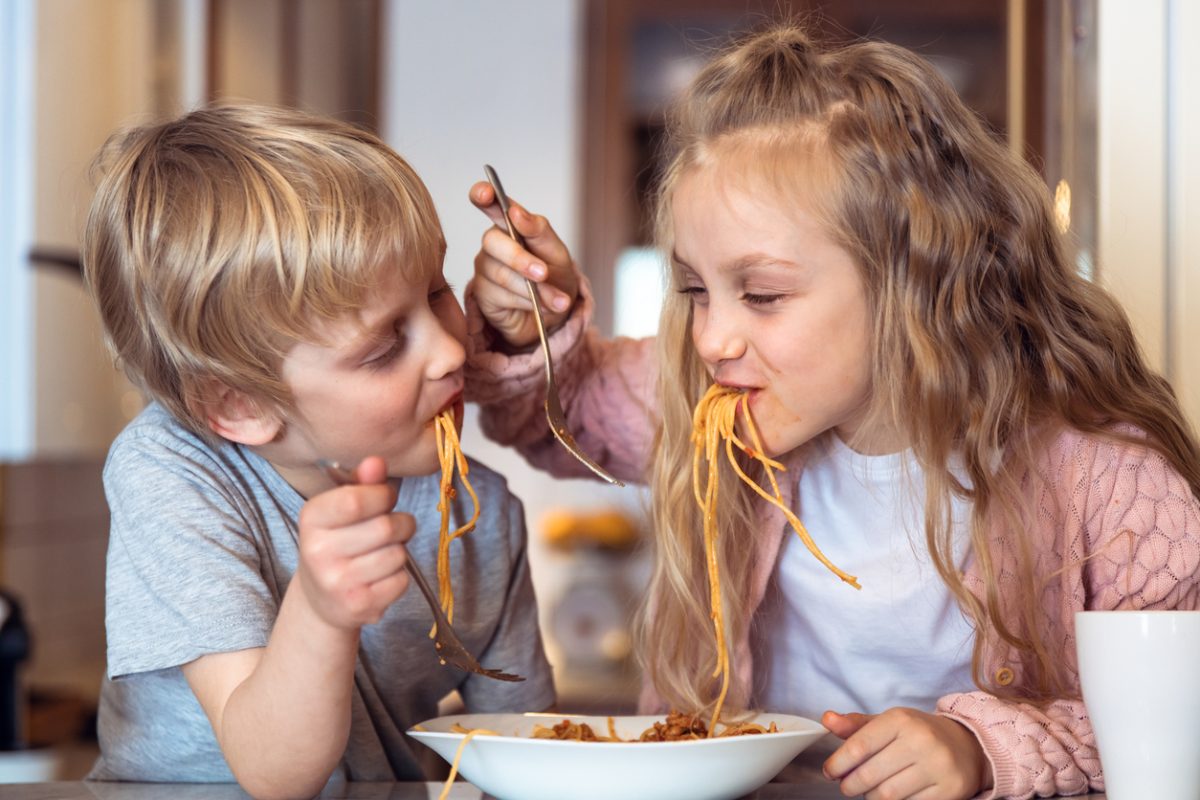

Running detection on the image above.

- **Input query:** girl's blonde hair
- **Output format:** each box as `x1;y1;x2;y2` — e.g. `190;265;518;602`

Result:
639;24;1200;714
83;103;445;439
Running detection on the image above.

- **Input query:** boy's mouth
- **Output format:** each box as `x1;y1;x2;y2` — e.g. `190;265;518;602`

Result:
435;392;465;426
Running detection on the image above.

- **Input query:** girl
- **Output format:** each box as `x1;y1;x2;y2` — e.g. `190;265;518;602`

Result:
464;24;1200;800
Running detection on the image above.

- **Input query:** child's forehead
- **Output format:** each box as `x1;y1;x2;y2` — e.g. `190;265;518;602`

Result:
301;255;442;343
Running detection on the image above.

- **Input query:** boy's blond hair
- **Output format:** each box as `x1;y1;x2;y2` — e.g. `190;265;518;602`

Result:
83;103;445;439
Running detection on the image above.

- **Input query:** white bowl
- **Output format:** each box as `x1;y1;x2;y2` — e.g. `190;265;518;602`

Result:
408;711;827;800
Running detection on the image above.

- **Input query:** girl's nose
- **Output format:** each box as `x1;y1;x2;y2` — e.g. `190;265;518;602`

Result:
693;308;746;365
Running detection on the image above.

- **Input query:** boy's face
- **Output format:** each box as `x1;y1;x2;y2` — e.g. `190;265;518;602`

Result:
262;263;467;498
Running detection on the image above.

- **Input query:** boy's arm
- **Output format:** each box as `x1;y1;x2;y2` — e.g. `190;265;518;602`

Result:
181;587;358;800
181;459;413;800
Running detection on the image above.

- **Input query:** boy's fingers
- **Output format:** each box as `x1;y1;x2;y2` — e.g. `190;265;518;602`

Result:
302;483;397;529
353;455;389;485
348;541;409;585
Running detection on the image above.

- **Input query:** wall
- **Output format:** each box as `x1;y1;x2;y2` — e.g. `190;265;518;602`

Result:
381;1;649;701
1097;0;1200;428
31;0;150;457
1;0;164;709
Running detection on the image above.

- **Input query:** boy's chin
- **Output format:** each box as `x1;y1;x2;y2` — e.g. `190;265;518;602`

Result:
384;447;443;479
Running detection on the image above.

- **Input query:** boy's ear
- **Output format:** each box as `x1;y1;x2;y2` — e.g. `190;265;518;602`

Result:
196;380;283;446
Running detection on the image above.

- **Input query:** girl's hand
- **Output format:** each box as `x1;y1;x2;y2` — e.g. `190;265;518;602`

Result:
821;708;993;800
295;456;415;630
469;181;580;348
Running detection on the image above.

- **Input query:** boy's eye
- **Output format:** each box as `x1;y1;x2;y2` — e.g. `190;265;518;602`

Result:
430;283;455;302
363;326;406;370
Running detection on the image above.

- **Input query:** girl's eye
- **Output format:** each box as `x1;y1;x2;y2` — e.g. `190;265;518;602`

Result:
678;286;707;300
742;292;784;306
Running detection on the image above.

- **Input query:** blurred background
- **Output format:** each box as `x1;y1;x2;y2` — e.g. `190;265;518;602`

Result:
0;0;1196;781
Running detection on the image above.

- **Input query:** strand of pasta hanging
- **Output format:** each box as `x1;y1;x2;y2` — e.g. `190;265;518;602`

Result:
432;409;481;636
692;384;861;733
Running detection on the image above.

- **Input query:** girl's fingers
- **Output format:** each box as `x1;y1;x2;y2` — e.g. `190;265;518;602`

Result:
475;274;536;313
832;743;915;799
861;764;933;800
476;244;540;296
823;715;895;779
481;227;549;283
822;710;874;740
471;184;573;276
507;203;572;269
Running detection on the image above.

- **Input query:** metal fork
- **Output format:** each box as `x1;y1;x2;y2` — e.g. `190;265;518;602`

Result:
316;459;524;682
483;164;625;487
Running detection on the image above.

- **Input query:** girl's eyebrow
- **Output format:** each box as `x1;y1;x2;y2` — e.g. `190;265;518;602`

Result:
671;251;800;273
726;253;801;272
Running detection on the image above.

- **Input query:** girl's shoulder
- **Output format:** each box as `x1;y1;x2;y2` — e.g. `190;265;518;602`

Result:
1036;423;1170;483
1032;423;1199;536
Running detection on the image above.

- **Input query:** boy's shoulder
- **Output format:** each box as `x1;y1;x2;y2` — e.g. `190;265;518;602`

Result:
106;402;225;471
103;402;284;509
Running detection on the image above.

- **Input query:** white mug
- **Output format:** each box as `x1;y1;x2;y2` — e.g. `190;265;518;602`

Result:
1075;610;1200;800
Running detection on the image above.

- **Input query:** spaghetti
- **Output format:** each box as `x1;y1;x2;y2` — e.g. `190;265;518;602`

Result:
432;409;481;635
692;384;860;733
530;712;780;742
435;714;779;797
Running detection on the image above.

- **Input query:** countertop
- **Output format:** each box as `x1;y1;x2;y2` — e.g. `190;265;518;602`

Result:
2;783;1110;800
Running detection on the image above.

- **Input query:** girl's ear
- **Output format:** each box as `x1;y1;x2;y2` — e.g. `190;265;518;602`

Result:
196;380;283;446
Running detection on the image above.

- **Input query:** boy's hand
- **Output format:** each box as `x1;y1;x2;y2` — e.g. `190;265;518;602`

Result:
296;456;415;630
821;708;993;800
470;181;580;348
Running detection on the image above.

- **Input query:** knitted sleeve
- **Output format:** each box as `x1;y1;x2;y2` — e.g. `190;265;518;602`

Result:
463;271;659;485
937;431;1200;799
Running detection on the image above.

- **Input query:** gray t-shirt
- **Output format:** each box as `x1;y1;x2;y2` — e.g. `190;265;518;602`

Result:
88;404;555;783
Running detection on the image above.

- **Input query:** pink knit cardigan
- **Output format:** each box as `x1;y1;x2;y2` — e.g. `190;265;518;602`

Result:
465;280;1200;800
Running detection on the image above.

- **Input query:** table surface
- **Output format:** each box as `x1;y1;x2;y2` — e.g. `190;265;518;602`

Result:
2;782;1110;800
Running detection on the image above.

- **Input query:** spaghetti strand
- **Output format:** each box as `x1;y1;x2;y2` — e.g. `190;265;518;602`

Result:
431;409;481;635
691;384;861;734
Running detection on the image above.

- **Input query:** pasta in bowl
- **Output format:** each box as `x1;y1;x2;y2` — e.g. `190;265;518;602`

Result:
408;711;827;800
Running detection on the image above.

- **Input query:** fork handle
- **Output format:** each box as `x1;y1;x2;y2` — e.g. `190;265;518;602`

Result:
403;559;451;629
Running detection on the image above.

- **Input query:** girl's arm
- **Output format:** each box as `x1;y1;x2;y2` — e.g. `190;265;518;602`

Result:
936;431;1200;800
183;458;414;800
465;183;659;484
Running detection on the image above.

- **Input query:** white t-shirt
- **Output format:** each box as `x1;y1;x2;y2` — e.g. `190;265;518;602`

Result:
755;434;977;721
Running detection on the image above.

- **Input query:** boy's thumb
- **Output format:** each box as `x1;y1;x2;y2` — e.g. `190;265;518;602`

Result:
353;455;390;486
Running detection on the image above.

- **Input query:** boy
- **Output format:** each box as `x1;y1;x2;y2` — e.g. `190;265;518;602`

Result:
81;104;554;798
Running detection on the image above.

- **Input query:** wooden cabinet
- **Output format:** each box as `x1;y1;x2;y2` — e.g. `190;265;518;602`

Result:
580;0;1014;334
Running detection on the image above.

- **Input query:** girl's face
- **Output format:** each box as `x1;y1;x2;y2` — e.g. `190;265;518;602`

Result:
672;165;898;456
262;262;467;498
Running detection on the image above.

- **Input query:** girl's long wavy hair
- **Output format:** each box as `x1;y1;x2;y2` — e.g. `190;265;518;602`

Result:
637;23;1200;715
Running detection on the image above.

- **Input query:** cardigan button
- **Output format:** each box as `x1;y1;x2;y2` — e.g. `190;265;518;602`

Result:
995;667;1015;686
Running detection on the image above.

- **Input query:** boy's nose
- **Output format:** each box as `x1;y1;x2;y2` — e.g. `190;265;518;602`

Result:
428;321;467;380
